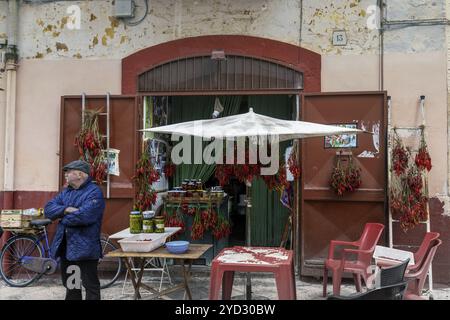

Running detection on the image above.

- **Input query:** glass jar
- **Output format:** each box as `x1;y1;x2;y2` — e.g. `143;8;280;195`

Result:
142;211;154;233
130;211;142;234
154;216;165;233
196;179;202;190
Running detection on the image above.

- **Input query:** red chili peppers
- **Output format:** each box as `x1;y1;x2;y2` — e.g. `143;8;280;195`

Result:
390;132;431;231
215;146;300;192
392;136;410;176
166;205;231;241
163;162;176;178
132;141;160;212
415;136;432;172
330;154;361;196
74;109;107;185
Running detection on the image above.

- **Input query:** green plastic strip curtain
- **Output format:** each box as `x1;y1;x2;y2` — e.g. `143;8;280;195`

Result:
169;96;242;187
248;95;294;246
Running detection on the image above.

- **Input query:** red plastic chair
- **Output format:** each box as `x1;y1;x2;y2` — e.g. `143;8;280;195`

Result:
410;232;440;271
322;223;385;297
403;239;442;300
377;232;440;272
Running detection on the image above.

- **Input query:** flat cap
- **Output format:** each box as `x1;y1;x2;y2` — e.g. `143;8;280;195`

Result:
63;160;91;175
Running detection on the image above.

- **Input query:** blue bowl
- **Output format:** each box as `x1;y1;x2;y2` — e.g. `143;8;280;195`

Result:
165;241;190;254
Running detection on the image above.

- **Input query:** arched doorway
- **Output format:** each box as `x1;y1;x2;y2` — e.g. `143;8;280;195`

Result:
121;35;321;94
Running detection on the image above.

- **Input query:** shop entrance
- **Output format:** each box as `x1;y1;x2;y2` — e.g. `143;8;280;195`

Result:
142;94;296;251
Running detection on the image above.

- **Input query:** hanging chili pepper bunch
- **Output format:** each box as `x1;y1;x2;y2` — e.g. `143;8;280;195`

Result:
191;210;205;240
215;147;261;186
330;153;362;196
390;132;431;231
415;131;432;172
189;206;230;241
346;158;362;192
163;207;185;236
181;202;197;216
163;161;176;178
132;142;160;211
287;146;301;179
392;134;410;176
215;144;300;192
211;213;232;240
397;166;429;231
74;109;107;184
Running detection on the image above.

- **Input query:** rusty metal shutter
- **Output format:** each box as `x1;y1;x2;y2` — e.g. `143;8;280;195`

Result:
138;55;303;92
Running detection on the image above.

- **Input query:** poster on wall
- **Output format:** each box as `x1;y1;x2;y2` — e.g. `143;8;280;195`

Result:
324;123;358;148
104;148;120;176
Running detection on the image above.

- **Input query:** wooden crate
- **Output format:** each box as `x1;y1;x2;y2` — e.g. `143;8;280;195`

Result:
1;210;32;229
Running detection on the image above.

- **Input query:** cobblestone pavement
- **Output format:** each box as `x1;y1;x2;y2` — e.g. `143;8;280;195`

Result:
1;265;449;300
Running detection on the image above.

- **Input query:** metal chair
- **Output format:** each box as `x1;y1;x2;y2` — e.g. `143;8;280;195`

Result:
121;257;172;295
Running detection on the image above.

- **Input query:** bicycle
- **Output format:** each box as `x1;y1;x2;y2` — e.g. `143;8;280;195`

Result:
0;218;122;289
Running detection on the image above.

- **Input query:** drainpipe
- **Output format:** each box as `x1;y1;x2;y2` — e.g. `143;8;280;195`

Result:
2;0;19;245
378;0;384;91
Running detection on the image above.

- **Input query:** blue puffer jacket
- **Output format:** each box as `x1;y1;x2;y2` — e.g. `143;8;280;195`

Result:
44;177;105;261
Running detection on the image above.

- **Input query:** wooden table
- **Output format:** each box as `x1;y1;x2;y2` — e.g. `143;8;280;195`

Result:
106;244;212;300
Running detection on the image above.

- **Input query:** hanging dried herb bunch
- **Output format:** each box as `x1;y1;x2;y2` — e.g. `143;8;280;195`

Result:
330;152;362;196
74;109;107;184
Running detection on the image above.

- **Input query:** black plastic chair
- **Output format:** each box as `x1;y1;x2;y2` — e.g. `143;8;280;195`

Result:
327;258;410;300
379;258;410;287
327;281;408;300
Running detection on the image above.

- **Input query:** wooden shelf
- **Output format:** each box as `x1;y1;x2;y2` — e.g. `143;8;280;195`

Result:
164;196;225;204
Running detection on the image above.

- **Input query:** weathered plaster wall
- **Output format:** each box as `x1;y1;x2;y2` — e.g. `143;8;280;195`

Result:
2;0;449;201
14;59;121;191
384;51;448;196
301;0;379;55
17;0;301;60
0;1;7;39
321;54;379;91
318;0;448;202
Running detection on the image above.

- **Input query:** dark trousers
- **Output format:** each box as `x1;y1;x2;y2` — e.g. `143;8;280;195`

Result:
60;258;101;300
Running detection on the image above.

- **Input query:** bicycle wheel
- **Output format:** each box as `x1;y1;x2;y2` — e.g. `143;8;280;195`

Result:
98;238;122;289
0;235;43;287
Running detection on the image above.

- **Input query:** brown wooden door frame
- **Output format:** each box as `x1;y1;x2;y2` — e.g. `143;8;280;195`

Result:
298;91;388;277
60;95;141;236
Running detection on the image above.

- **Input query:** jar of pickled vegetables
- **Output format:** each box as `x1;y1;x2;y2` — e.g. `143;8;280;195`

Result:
130;211;142;234
154;216;165;233
142;211;154;233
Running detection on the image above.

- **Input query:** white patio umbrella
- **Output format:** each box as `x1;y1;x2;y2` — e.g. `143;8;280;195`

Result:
143;108;364;141
142;107;366;299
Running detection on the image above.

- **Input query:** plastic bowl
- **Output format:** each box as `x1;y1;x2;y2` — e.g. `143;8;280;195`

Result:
165;240;190;254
